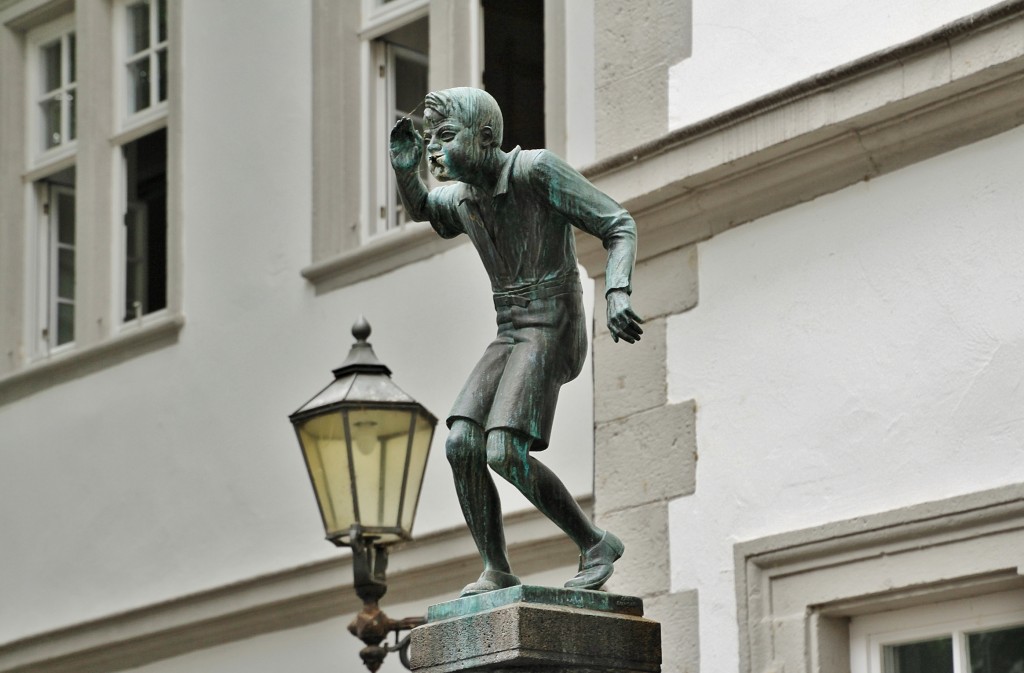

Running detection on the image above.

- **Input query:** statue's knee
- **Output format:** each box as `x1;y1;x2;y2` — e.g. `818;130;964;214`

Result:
485;442;506;475
446;421;481;471
485;430;522;478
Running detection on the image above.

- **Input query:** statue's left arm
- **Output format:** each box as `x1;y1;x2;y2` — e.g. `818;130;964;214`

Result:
532;151;644;344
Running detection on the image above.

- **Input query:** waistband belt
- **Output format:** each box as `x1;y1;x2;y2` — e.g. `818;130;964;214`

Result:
492;275;581;309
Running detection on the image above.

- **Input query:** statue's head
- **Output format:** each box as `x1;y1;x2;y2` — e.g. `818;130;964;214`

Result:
422;87;504;183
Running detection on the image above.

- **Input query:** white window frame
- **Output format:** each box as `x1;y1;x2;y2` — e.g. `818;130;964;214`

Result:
361;0;427;34
115;0;169;134
371;39;429;239
359;0;430;243
26;14;77;170
25;14;78;360
47;183;76;349
850;589;1024;673
735;483;1024;673
32;178;77;357
113;0;169;331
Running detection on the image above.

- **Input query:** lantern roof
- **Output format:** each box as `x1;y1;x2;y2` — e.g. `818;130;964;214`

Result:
290;317;434;422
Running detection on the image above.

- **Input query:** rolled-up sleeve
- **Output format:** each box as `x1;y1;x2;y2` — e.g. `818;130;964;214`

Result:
531;150;636;295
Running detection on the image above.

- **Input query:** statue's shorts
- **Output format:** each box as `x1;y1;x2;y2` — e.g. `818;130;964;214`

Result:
447;276;587;451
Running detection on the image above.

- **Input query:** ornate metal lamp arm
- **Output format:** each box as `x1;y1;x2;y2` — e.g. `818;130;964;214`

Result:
347;529;426;672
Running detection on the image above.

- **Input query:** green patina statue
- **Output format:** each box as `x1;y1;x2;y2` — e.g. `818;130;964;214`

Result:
390;87;642;597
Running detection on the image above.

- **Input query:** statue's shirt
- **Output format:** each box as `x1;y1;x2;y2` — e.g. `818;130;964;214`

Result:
422;148;637;448
424;147;636;295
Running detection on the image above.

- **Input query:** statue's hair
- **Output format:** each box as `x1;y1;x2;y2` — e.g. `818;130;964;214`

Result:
423;87;504;148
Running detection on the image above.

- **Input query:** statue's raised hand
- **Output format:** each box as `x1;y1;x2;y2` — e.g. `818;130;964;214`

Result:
607;289;644;344
390;117;424;173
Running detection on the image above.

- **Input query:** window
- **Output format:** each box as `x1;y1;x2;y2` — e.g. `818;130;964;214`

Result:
736;484;1024;673
366;2;546;237
122;0;168;119
116;0;168;324
371;16;429;237
122;130;167;321
36;168;77;350
0;0;180;397
481;0;544;151
850;591;1024;673
28;16;76;162
306;0;579;291
25;16;78;356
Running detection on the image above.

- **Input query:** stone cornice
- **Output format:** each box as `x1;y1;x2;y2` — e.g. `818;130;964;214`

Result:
576;0;1024;276
0;502;586;673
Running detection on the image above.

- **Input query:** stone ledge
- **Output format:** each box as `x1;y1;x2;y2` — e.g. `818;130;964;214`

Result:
410;593;661;673
427;585;644;622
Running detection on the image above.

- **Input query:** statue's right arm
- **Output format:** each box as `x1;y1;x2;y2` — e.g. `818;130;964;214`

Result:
389;118;429;221
389;118;462;237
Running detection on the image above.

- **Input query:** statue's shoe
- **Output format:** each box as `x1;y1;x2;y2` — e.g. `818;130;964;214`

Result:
460;569;522;597
564;531;624;591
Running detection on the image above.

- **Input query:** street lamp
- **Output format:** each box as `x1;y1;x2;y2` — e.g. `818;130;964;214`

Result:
289;317;437;672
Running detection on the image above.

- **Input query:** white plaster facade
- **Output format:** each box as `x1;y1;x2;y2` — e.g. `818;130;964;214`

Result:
1;1;1023;672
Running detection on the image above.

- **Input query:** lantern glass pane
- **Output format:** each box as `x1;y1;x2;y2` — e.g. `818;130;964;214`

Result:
348;408;417;541
400;412;435;534
297;413;355;539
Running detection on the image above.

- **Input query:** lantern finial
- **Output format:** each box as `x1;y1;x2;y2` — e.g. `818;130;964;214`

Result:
333;317;391;378
353;316;371;343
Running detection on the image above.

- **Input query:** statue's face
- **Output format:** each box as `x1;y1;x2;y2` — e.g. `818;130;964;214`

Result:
423;108;485;183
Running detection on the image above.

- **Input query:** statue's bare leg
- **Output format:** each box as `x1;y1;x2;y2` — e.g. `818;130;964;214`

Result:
485;428;624;590
446;419;520;596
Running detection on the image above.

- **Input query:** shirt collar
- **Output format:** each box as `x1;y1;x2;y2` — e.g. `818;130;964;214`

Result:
458;146;521;204
493;146;521;197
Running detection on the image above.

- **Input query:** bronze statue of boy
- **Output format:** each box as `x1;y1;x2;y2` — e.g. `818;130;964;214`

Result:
390;87;642;596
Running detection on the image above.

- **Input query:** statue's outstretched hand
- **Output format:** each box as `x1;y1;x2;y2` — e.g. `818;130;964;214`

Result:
390;117;423;173
607;289;644;344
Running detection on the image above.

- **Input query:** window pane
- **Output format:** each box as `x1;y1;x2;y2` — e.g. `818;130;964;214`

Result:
127;1;150;54
482;0;545;150
128;58;150;113
41;98;61;149
41;40;61;92
58;248;74;299
56;302;74;345
157;0;167;42
57;192;75;244
157;49;167;102
122;129;167;320
884;637;954;673
68;32;76;83
968;625;1024;673
394;53;427;115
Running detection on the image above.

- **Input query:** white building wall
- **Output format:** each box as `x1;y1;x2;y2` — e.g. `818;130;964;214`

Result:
0;0;594;646
669;0;1004;128
668;122;1024;671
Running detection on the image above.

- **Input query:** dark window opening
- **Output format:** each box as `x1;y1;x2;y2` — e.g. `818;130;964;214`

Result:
122;128;167;321
482;0;544;151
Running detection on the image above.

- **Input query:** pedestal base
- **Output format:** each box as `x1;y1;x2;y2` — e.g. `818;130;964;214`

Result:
409;586;661;673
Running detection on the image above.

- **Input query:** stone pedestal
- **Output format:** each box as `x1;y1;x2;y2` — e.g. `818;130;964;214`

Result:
408;586;661;673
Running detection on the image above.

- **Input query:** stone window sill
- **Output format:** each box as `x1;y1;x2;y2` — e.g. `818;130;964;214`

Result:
0;314;185;405
302;222;462;294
